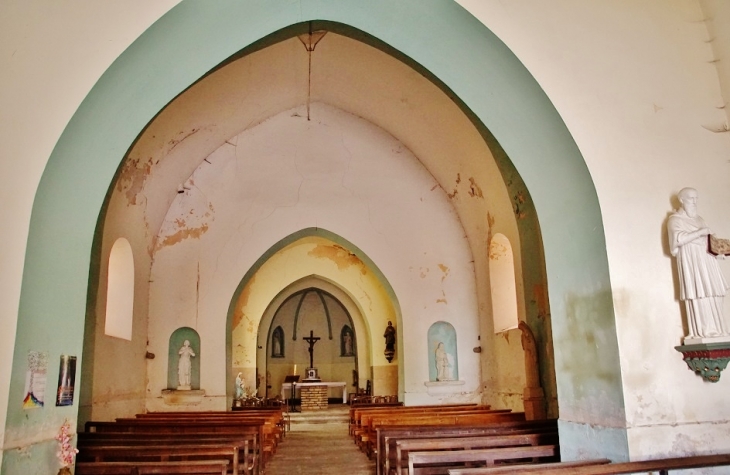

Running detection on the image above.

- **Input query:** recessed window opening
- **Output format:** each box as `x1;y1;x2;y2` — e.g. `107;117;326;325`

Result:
105;237;134;340
489;233;519;333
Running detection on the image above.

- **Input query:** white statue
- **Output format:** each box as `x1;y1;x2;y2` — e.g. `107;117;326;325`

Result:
177;340;195;390
235;372;244;400
668;187;730;341
434;342;452;381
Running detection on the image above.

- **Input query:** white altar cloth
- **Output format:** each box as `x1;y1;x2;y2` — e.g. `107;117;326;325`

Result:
281;381;348;403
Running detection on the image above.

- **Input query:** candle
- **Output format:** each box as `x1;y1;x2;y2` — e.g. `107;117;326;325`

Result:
294;364;297;375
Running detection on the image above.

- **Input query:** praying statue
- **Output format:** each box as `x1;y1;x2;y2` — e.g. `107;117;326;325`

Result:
383;321;396;362
434;342;453;381
177;340;196;390
668;187;730;341
235;372;244;400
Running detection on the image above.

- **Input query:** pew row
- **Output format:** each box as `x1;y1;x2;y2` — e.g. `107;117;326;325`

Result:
446;453;730;474
375;419;558;475
394;431;558;475
408;444;559;475
75;460;230;475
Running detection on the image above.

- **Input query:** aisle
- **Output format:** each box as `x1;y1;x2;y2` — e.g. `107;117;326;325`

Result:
264;410;375;474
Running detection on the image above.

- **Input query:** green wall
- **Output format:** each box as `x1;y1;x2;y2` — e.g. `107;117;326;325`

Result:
3;1;626;472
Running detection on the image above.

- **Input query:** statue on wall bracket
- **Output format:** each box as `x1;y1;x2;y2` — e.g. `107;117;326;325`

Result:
668;187;730;382
383;321;396;363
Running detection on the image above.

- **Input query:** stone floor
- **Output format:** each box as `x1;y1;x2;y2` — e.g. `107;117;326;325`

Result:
264;406;375;474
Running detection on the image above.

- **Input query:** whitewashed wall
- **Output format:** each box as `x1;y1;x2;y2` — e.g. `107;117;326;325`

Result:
3;0;730;464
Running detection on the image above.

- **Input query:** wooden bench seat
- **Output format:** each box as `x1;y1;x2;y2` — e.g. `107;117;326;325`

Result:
80;424;264;473
74;459;230;475
364;412;525;457
375;420;558;475
352;405;482;439
445;453;730;474
446;459;611;474
393;432;558;475
408;444;559;475
76;444;248;475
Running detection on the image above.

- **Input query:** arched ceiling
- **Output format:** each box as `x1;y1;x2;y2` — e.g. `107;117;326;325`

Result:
115;28;519;256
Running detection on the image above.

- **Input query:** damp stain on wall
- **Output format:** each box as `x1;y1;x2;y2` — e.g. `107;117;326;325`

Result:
155;224;209;250
308;244;367;275
232;275;257;330
489;240;508;260
467;177;483;198
438;264;450;281
116;155;154;206
167;127;201;153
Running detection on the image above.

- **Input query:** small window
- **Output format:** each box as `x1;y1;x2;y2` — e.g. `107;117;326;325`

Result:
489;233;519;333
105;238;134;340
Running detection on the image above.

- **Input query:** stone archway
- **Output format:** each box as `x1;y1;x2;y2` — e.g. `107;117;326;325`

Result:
4;2;625;472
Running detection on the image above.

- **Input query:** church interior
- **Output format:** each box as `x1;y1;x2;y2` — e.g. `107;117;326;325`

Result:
2;1;730;473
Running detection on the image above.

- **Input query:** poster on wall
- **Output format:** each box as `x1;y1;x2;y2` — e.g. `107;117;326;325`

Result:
56;355;77;406
23;350;48;408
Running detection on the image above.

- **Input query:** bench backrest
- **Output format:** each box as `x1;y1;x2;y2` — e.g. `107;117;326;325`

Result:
395;432;558;475
409;444;559;475
75;460;229;475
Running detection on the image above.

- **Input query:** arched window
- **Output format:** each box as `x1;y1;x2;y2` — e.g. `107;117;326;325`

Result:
105;237;134;340
489;233;519;333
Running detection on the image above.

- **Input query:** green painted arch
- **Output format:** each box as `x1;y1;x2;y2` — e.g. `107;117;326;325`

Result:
6;0;626;465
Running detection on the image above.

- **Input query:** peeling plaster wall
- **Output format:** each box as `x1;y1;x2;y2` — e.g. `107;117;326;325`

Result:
144;104;481;407
6;0;730;470
459;0;730;459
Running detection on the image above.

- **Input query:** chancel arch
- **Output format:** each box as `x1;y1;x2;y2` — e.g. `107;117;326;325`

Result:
228;231;400;403
3;2;625;471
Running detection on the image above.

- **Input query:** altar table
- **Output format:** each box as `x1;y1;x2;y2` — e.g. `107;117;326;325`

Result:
281;381;348;403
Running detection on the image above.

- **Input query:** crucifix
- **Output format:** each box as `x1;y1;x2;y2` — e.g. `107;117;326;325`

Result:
303;330;321;369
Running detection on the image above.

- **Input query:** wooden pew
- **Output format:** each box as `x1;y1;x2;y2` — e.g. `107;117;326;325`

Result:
349;402;404;434
445;453;730;474
375;419;558;475
408;444;559;475
357;408;510;452
364;411;525;458
351;404;479;438
76;444;246;475
394;432;558;475
75;459;229;475
76;434;258;475
132;410;287;443
82;422;265;473
446;459;611;474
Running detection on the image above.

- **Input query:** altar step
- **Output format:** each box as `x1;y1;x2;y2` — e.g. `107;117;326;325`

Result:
287;405;350;425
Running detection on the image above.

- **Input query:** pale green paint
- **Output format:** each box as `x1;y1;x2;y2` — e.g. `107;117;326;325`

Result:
3;1;627;471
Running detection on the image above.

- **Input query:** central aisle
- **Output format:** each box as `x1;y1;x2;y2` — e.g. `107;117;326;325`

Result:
264;407;375;474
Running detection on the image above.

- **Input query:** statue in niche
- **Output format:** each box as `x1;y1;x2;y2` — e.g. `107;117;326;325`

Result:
271;327;284;358
383;321;396;362
434;342;454;381
235;372;244;400
341;326;354;356
177;340;195;390
668;187;730;341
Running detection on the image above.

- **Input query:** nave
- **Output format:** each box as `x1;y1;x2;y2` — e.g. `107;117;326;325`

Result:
264;407;374;474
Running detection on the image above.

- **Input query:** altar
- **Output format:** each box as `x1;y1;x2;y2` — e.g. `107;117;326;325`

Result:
281;381;348;404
